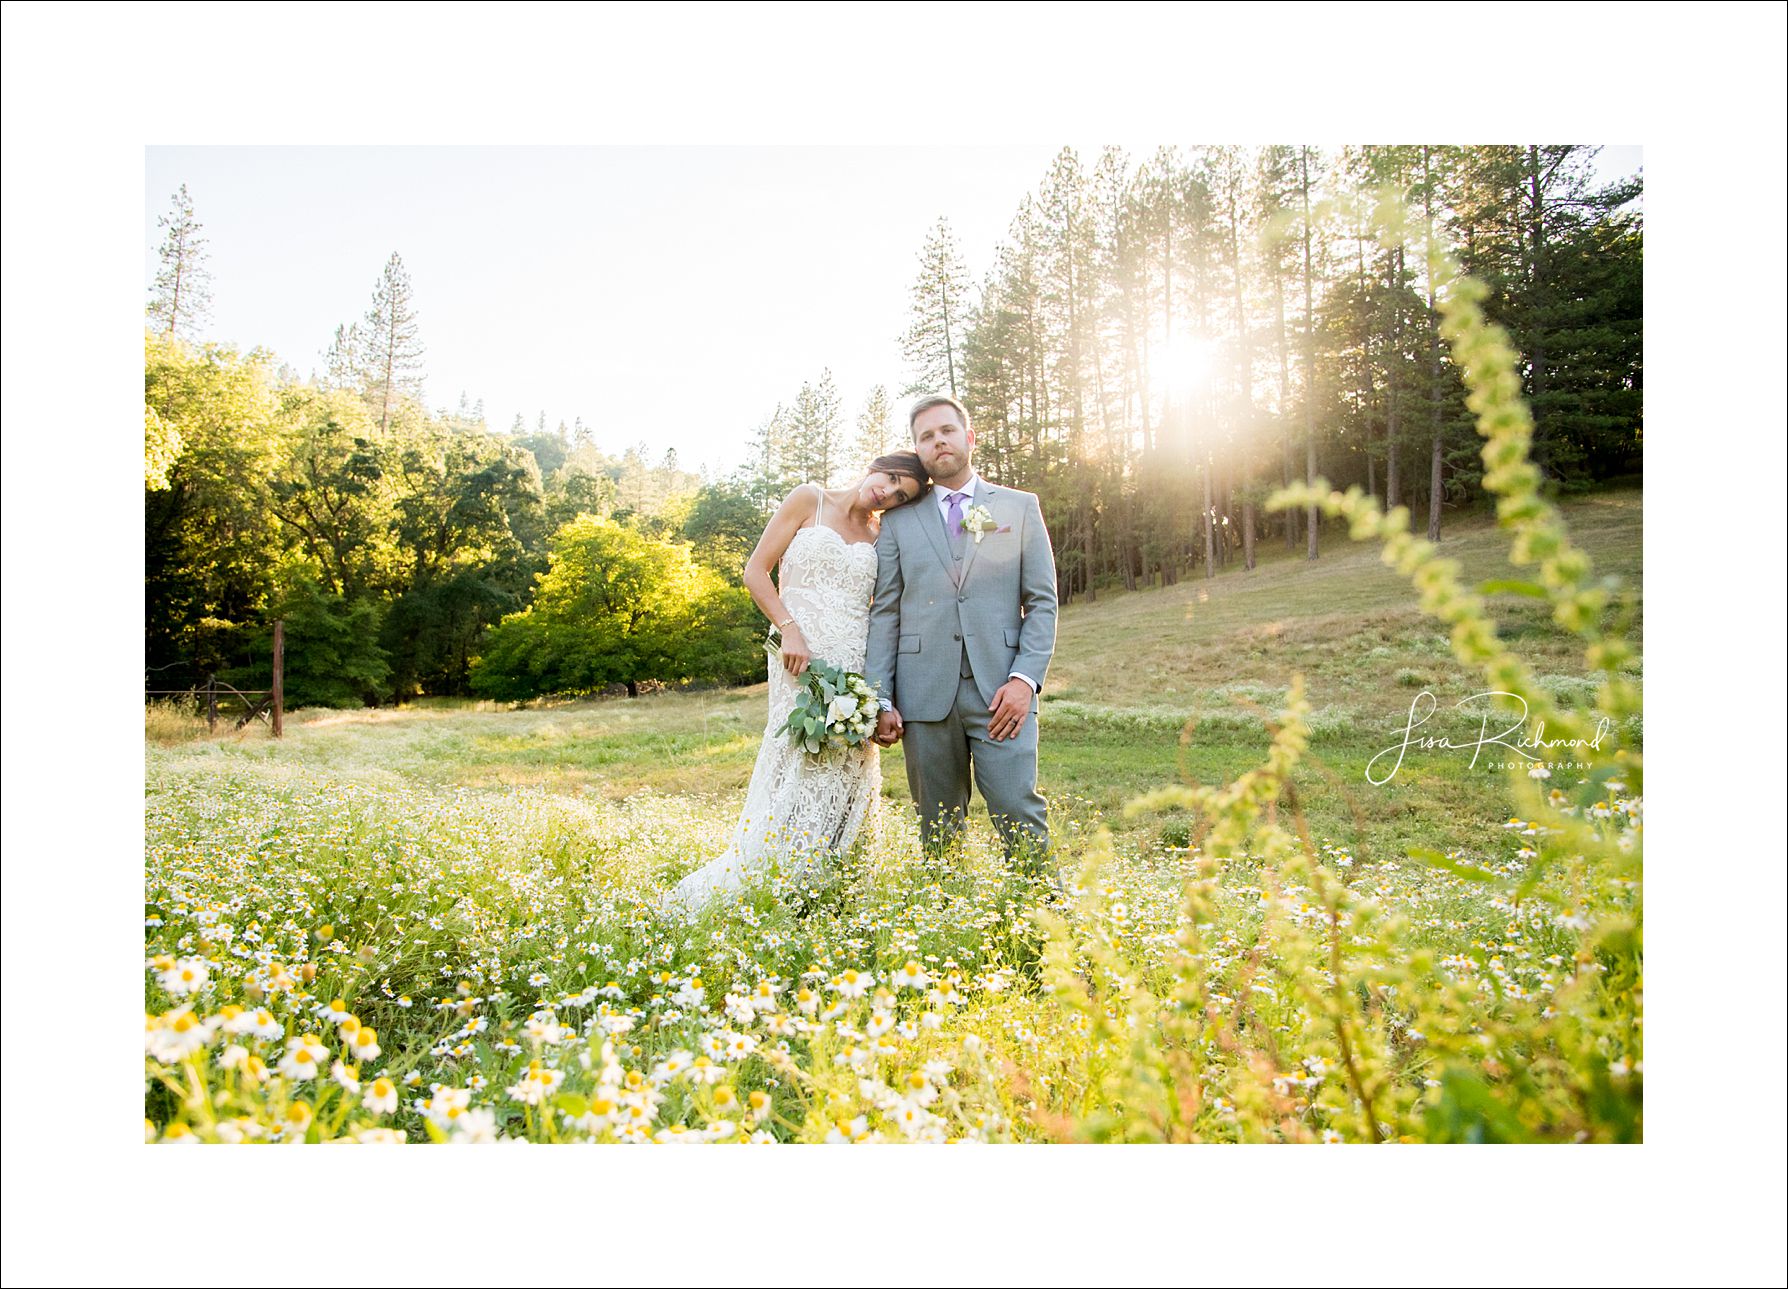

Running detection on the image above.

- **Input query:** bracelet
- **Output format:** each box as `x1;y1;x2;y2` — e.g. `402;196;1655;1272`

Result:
775;616;796;629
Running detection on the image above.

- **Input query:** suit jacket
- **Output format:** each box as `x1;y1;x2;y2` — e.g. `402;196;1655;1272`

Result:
865;476;1058;723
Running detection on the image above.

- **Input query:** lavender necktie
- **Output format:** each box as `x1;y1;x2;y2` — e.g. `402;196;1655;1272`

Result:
946;490;968;558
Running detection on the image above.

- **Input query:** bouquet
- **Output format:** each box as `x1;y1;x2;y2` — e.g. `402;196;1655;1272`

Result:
767;628;881;757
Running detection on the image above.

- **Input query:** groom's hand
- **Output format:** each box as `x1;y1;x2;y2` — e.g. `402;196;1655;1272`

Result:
988;679;1033;741
874;708;904;746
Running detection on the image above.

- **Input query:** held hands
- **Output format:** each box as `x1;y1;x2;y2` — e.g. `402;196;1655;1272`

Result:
778;624;812;678
987;678;1034;741
874;707;904;747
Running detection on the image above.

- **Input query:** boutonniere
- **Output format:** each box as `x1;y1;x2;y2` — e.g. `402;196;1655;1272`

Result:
961;504;1007;545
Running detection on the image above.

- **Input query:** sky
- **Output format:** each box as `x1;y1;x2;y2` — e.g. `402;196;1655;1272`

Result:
145;144;1642;478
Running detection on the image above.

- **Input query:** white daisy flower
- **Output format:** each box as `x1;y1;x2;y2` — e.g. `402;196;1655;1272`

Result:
450;1107;501;1143
652;1049;696;1083
723;1031;759;1061
893;960;931;991
277;1034;330;1081
214;1116;266;1144
363;1077;399;1115
422;1085;472;1128
240;1007;286;1043
686;1056;727;1086
824;1115;873;1144
896;1069;939;1107
158;958;211;996
831;969;873;999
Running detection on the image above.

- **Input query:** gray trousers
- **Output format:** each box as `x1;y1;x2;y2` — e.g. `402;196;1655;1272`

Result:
902;653;1051;864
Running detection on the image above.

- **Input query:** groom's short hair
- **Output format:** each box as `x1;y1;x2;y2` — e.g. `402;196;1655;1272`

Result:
908;393;971;439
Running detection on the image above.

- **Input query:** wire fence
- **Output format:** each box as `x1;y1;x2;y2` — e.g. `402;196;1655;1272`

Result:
144;620;284;736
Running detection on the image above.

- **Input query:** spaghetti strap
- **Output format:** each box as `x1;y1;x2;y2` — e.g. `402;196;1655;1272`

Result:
815;484;824;529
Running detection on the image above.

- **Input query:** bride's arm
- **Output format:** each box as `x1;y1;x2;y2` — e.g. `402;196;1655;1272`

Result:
742;484;821;677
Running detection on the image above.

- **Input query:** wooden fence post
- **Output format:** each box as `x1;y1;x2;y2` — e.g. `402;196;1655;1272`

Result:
272;618;285;738
206;673;218;734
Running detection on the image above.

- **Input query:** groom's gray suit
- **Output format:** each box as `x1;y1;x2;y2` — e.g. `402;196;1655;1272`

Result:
865;475;1058;862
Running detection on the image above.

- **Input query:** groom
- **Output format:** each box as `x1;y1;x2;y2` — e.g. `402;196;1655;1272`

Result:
866;393;1059;878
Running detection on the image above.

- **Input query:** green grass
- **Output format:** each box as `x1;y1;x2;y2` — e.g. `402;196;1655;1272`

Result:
152;487;1638;862
142;487;1642;1145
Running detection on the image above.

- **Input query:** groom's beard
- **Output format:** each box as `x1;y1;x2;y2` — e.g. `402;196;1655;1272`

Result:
926;450;970;485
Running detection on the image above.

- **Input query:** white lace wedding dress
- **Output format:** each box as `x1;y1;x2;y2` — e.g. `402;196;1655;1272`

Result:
665;488;884;916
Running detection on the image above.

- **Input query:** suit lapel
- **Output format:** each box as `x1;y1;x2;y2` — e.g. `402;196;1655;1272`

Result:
956;479;995;592
917;488;958;586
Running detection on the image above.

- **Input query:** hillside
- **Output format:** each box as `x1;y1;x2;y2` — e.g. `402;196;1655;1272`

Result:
151;487;1642;862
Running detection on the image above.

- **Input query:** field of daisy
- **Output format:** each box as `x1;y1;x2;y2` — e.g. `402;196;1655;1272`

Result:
144;475;1643;1144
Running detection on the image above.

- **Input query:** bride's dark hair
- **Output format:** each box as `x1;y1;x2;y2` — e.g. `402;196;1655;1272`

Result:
870;450;932;504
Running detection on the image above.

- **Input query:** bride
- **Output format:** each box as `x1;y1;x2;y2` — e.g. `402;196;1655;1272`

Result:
663;452;932;917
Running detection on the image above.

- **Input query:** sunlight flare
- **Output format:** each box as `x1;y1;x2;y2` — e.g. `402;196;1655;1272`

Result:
1159;334;1221;401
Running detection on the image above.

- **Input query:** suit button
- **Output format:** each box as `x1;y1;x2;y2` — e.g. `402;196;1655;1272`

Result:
957;594;967;603
952;633;961;641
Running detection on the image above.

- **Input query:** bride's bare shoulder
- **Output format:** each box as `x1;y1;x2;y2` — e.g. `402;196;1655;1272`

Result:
776;482;823;521
746;484;826;576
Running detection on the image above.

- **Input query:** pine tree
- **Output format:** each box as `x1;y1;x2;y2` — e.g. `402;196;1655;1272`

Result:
147;184;213;339
785;370;844;486
853;384;895;470
901;217;972;398
977;200;1050;486
322;323;364;391
1422;144;1451;541
1040;147;1100;599
362;252;425;434
746;402;795;492
925;141;1644;603
1096;148;1151;588
816;370;843;483
961;259;1026;486
1205;144;1253;579
1511;145;1643;482
1299;145;1324;560
1252;144;1301;553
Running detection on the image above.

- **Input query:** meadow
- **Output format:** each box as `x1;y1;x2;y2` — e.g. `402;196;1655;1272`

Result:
144;488;1642;1144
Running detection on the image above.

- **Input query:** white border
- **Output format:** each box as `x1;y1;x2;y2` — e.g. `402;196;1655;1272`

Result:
4;3;1785;1286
